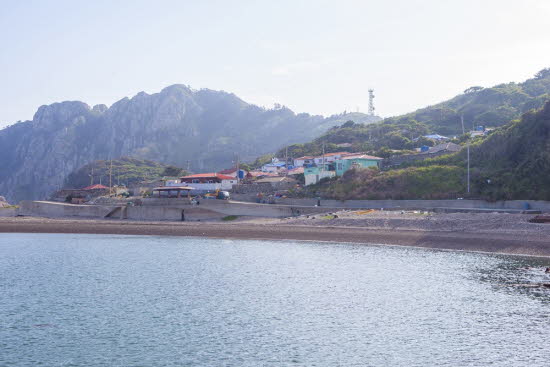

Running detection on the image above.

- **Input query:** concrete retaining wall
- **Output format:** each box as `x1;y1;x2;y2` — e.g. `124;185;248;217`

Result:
21;197;545;222
126;206;225;221
19;201;117;218
17;200;329;221
198;200;329;218
249;198;550;211
0;208;17;217
141;198;193;206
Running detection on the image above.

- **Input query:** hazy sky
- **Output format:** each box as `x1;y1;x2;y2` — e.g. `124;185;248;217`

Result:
1;0;549;128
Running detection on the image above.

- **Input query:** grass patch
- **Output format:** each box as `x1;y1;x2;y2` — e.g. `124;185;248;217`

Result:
320;215;336;220
222;215;239;221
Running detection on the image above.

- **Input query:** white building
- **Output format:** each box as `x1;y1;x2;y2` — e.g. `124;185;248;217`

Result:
313;152;350;165
303;166;336;186
261;157;287;173
179;173;237;192
293;156;315;167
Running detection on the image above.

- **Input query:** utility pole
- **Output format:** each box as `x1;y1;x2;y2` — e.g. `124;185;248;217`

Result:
236;154;240;184
321;142;326;172
460;114;470;195
89;167;94;186
285;146;289;177
467;140;471;195
109;159;113;196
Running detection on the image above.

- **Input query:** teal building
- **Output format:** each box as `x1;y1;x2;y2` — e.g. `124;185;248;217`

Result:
335;154;383;176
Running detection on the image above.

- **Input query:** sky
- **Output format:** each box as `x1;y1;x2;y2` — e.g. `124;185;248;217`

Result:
1;0;550;128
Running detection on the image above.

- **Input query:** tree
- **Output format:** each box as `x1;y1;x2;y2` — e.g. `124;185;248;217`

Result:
341;120;355;128
162;165;185;177
534;68;550;80
464;86;484;94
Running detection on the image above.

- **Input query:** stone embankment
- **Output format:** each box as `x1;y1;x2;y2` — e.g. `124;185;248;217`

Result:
0;195;17;217
16;199;330;221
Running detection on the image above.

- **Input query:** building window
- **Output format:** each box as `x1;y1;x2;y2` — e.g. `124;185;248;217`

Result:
337;163;343;170
192;179;200;184
207;180;214;183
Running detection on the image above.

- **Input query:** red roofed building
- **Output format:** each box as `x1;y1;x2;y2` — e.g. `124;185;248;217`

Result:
180;173;237;191
82;184;109;191
218;168;248;179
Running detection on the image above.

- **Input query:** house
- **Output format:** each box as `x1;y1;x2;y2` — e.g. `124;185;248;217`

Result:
335;154;383;176
304;165;336;186
82;184;109;191
261;158;287;173
424;134;449;141
293;156;316;167
286;166;304;176
180;173;237;192
52;183;111;203
218;168;248;179
247;170;278;178
313;152;350;165
423;142;461;155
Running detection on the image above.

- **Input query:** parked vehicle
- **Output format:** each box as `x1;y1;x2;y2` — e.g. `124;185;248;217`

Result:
217;191;230;200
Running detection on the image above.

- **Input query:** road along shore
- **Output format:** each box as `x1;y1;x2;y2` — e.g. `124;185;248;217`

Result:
1;216;550;257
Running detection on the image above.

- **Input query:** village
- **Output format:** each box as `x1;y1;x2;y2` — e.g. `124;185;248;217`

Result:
50;135;465;206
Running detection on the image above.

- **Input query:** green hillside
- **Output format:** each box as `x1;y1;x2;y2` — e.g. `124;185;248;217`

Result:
279;68;550;157
319;100;550;201
63;157;185;189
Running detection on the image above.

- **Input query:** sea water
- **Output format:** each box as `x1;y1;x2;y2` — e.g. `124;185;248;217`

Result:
0;233;549;366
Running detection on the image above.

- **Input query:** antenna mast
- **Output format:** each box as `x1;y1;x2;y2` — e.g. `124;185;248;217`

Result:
368;89;375;116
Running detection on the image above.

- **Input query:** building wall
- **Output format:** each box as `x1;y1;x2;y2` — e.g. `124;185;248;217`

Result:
304;167;336;186
335;158;379;176
181;180;236;191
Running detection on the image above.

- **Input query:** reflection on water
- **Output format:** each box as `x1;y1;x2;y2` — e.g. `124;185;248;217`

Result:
0;233;549;366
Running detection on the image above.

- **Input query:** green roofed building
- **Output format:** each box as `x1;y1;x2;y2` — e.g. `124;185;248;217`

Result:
334;154;383;177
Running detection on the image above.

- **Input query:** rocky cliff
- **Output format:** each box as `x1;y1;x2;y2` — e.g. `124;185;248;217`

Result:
0;85;380;202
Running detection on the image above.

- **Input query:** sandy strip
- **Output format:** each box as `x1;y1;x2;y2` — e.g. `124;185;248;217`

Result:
1;217;550;257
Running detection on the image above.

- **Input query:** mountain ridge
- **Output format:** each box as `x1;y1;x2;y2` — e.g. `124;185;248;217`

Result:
0;85;380;202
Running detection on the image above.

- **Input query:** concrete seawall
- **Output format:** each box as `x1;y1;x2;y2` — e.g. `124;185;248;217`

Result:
21;197;547;222
19;201;117;218
17;200;332;221
0;208;17;217
231;195;550;212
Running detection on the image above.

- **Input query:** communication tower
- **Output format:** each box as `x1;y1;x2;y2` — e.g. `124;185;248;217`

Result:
368;89;375;116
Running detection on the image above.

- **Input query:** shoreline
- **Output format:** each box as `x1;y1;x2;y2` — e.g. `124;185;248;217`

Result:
2;217;550;257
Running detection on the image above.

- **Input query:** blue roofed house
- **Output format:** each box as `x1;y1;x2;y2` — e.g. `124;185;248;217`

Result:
261;158;287;173
423;134;449;141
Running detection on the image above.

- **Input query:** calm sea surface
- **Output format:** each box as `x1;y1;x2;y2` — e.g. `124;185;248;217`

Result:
0;233;549;366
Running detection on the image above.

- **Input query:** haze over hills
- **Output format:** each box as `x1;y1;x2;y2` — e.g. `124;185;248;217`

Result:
278;68;550;157
0;85;380;202
321;99;550;201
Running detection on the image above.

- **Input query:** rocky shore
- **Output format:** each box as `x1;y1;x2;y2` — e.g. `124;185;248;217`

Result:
274;210;550;240
1;212;550;257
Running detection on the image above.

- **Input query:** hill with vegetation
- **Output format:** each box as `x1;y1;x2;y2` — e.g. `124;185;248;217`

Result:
317;100;550;201
278;68;550;158
63;157;186;190
0;85;380;202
